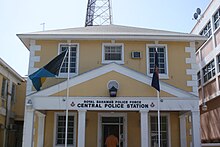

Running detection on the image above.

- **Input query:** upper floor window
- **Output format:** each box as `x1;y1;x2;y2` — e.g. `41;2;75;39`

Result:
59;43;79;77
199;21;212;37
214;8;220;30
55;113;76;146
147;45;168;78
197;71;201;87
11;83;16;102
217;54;220;72
1;78;8;99
203;60;215;83
102;43;124;64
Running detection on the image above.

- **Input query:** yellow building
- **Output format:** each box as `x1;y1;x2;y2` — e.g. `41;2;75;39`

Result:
0;58;26;147
191;0;220;146
18;25;206;147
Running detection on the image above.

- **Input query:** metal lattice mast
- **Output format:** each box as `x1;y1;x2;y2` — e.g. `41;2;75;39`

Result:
85;0;113;26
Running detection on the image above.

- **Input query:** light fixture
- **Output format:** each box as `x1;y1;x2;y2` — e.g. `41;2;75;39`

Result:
26;99;33;109
109;86;118;97
107;80;119;97
202;103;207;111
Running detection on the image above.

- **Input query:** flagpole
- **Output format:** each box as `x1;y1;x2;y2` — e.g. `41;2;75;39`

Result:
157;90;161;147
65;47;70;147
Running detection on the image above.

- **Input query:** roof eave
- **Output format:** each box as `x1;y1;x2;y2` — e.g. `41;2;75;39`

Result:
17;34;207;49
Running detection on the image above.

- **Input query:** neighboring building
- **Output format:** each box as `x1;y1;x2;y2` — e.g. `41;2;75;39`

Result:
0;58;26;147
191;0;220;146
18;24;206;147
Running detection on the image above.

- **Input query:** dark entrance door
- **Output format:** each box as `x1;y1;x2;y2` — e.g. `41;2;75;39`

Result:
101;117;124;147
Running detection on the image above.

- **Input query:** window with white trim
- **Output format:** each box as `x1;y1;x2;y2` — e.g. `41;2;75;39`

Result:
59;44;78;77
1;77;8;99
217;54;220;73
214;8;220;30
55;113;76;146
102;43;124;64
199;21;212;37
11;83;16;103
197;71;201;87
150;115;169;147
147;45;168;78
202;59;215;83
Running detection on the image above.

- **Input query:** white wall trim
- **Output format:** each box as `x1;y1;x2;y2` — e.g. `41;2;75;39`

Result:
30;63;197;98
185;43;198;95
27;40;41;95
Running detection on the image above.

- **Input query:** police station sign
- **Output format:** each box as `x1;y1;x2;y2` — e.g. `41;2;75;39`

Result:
69;99;155;110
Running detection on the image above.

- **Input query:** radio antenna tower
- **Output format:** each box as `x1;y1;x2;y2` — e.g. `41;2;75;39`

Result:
85;0;113;26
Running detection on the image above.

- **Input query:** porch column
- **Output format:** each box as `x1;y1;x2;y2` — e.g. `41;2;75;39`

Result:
140;110;149;147
22;108;35;147
77;110;87;147
36;111;45;147
179;113;187;147
191;110;201;147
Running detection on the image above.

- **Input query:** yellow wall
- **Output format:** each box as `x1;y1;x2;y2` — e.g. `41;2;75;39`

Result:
127;112;141;147
170;112;180;147
11;81;26;120
35;40;192;92
85;111;98;147
33;114;39;147
44;111;55;147
53;71;174;97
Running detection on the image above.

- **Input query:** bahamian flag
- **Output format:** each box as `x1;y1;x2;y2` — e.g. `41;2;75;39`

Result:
151;50;160;92
29;50;68;91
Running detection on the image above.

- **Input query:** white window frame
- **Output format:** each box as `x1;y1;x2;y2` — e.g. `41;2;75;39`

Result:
102;43;124;64
1;77;8;99
11;83;16;103
146;44;169;79
53;112;77;147
149;113;171;147
213;8;220;30
58;43;79;78
199;21;212;37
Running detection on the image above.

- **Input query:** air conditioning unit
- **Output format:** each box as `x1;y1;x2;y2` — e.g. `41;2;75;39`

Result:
131;52;141;59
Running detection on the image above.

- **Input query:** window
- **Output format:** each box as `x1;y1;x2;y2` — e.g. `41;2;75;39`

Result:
102;43;124;64
217;54;220;72
202;60;215;83
150;115;169;147
199;21;212;37
11;83;16;103
147;45;168;78
214;8;220;30
197;71;201;87
59;44;79;77
1;78;8;99
55;113;76;146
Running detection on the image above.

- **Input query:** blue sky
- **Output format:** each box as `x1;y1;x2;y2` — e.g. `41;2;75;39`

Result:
0;0;211;76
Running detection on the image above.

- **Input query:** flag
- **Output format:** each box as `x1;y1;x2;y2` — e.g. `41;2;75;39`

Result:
29;49;68;91
151;51;160;92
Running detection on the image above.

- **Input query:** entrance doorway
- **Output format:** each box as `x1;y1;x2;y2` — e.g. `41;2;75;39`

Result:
98;113;127;147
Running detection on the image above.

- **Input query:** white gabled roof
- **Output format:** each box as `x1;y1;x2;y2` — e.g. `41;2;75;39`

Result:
0;58;25;82
29;63;197;99
17;24;207;49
